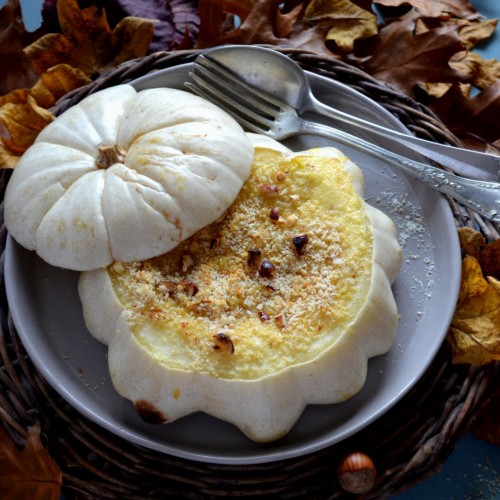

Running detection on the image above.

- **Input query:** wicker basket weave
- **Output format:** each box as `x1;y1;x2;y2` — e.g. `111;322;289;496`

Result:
1;48;499;499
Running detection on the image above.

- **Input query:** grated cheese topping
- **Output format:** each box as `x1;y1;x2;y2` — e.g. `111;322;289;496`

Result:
109;148;373;379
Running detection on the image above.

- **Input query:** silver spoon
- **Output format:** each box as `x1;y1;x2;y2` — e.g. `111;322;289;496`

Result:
200;45;499;182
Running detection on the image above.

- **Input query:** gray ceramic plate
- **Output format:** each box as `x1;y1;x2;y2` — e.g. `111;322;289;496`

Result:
4;62;461;465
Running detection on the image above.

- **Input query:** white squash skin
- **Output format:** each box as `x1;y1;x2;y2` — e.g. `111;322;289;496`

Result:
78;141;403;442
79;268;123;345
5;85;254;271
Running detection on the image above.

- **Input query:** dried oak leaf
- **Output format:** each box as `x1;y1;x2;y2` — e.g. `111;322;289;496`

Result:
451;18;497;50
373;0;480;19
195;0;226;47
0;423;62;500
0;64;90;169
78;0;200;52
197;0;301;47
454;232;500;441
168;0;200;49
0;95;54;169
414;17;497;51
303;0;378;53
450;51;500;90
458;227;500;280
416;81;471;99
24;0;154;76
353;11;464;98
430;79;500;145
222;0;293;46
447;255;500;366
196;0;334;56
0;0;45;95
413;16;499;89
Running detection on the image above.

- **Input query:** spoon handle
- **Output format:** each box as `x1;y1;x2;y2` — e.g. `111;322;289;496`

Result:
310;99;500;182
299;119;500;223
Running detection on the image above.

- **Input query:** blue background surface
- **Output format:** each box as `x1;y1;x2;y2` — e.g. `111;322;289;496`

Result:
2;0;499;497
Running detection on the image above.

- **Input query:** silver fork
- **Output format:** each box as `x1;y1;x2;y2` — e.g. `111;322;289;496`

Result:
186;54;500;224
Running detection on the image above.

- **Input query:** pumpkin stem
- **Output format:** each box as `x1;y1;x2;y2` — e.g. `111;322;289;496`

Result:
96;144;126;169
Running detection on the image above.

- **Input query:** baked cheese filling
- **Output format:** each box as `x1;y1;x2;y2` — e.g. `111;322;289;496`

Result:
108;147;373;380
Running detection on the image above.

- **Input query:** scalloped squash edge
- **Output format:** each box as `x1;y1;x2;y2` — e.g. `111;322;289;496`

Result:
78;138;402;442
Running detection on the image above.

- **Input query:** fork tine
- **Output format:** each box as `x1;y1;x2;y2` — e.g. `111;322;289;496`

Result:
195;54;285;116
191;64;275;122
185;76;273;135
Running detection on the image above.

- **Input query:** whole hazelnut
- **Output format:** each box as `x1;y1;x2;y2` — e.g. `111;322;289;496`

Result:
337;452;377;494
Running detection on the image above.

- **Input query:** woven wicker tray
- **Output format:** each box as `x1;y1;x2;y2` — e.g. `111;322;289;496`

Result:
1;48;499;499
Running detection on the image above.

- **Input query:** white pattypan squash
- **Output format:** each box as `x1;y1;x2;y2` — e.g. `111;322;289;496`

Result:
4;85;254;271
78;135;402;442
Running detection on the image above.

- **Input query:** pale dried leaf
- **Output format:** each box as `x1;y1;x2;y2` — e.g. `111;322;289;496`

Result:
450;51;500;89
448;256;500;366
304;0;378;52
374;0;480;19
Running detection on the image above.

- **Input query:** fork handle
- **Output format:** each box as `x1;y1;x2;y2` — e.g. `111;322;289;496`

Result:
299;119;500;223
310;99;500;182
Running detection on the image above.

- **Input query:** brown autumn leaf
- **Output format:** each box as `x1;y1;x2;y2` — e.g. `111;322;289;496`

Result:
373;0;480;19
480;240;500;282
412;16;499;89
447;255;500;366
452;18;497;50
416;81;471;99
354;10;464;98
226;0;298;45
30;63;91;108
458;227;500;280
24;0;154;77
0;95;54;168
0;422;62;500
0;64;90;169
303;0;378;52
275;2;304;38
0;0;44;95
195;0;225;47
197;0;334;56
450;52;500;90
414;17;497;50
430;79;500;144
458;226;487;257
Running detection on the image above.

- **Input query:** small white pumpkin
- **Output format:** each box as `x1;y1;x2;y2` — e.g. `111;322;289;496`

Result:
79;136;402;442
4;85;254;271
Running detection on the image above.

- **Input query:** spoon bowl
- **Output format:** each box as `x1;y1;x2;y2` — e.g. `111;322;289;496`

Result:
202;45;499;181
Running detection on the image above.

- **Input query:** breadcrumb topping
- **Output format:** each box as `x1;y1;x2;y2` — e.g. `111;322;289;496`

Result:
109;148;373;379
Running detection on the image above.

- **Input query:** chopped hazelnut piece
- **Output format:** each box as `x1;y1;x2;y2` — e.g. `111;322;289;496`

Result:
258;311;271;322
274;312;287;328
247;248;262;270
270;207;280;220
259;259;276;278
213;333;234;354
292;234;309;256
162;280;177;293
181;254;194;272
258;183;279;196
286;214;298;227
179;278;199;297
